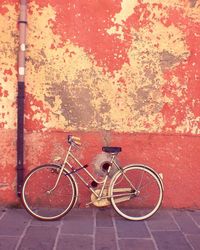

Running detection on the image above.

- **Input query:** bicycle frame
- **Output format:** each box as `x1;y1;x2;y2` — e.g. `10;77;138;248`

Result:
22;135;164;221
48;144;122;201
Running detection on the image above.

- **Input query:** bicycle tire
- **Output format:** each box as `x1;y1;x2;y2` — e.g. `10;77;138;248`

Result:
109;165;163;221
21;164;77;221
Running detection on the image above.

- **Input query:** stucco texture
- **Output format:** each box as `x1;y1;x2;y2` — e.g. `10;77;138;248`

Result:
0;0;200;207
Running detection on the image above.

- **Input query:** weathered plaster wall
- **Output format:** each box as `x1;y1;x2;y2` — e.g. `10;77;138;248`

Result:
0;0;200;207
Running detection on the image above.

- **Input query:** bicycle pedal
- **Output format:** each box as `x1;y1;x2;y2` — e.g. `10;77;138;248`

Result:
85;201;93;208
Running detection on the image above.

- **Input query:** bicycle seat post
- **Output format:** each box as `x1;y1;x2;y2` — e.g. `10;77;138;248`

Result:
110;154;117;163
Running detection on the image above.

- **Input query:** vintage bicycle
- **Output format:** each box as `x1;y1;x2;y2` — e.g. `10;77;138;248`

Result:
21;135;164;221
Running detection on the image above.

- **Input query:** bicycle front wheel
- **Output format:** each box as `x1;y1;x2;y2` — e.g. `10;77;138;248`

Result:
110;165;163;221
22;164;76;221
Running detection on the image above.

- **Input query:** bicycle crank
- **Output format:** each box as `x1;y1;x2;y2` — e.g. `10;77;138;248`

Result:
90;189;111;207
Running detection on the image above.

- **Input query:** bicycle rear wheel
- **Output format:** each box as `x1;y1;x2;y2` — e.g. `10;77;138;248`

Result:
110;165;163;220
22;164;76;221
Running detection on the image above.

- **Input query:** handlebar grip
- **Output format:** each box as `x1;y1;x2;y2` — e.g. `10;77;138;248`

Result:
74;140;81;146
72;136;81;142
68;135;81;146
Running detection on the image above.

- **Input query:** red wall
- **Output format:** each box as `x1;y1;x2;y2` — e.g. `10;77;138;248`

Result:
1;130;200;208
0;0;200;208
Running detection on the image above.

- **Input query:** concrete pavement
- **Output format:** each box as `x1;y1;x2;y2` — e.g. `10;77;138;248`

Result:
0;207;200;250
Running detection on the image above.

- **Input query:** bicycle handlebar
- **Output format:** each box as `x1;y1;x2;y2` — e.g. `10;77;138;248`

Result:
68;135;81;146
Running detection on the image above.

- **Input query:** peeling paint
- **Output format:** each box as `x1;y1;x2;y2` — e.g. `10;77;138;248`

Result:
160;50;183;71
189;0;198;8
0;0;200;207
1;1;198;134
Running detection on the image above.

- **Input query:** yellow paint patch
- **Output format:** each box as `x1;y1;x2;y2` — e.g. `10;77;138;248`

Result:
0;5;18;129
0;1;199;134
113;0;139;24
9;2;189;132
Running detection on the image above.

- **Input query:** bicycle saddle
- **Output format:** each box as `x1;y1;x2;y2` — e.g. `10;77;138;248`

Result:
102;147;122;154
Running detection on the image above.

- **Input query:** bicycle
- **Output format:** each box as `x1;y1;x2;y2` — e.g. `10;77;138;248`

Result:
21;135;164;221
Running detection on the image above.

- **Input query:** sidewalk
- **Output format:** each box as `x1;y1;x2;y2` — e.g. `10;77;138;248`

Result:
0;207;199;250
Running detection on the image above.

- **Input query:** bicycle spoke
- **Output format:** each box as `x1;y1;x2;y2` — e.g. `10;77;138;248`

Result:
121;171;137;190
138;178;158;191
137;170;145;190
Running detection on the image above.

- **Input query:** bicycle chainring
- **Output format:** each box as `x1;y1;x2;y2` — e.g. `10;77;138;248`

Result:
90;189;111;207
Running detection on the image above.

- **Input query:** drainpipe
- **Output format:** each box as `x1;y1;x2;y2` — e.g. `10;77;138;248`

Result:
17;0;27;197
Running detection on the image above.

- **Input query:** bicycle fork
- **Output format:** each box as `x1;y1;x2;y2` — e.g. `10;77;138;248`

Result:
47;146;72;194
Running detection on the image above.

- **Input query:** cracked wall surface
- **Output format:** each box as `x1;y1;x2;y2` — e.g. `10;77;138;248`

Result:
1;0;200;133
0;0;200;207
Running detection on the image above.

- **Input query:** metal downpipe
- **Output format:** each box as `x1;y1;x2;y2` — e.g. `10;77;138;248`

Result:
17;0;27;197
